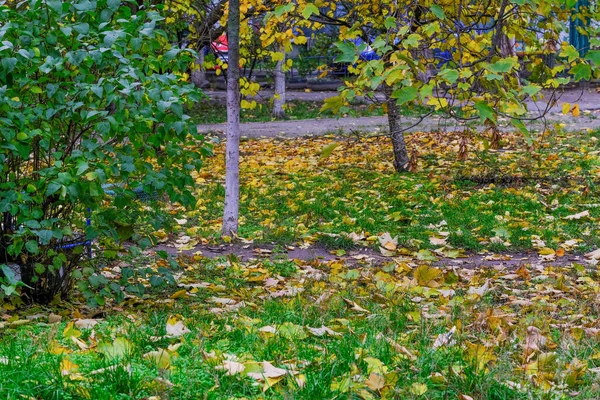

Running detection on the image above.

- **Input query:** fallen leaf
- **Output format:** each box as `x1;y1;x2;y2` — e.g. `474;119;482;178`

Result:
143;349;171;369
247;361;289;380
564;210;589;220
60;358;79;376
307;325;341;337
414;265;442;287
410;382;428;395
467;280;490;296
74;319;99;329
166;316;191;337
524;326;547;357
433;326;457;349
585;248;600;260
221;360;245;376
365;373;385;391
98;337;132;359
343;298;370;313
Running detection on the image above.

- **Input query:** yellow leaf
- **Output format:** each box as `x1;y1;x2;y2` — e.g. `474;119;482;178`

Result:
572;103;580;117
414;265;442;287
60;358;79;376
410;382;428;395
562;102;571;115
143;349;171;369
538;247;555;255
319;142;339;158
170;289;188;299
63;321;82;339
271;52;285;62
294;35;307;45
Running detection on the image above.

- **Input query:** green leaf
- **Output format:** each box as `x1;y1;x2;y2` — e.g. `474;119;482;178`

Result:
36;230;54;245
511;119;532;145
585;50;600;65
384;17;396;30
474;101;496;123
73;0;97;13
334;41;357;63
438;68;459;84
46;0;63;14
570;63;591;81
25;240;39;255
521;85;541;97
320;143;339;158
487;58;517;74
274;3;294;17
560;45;580;63
302;3;319;19
430;4;445;20
1;265;18;285
1;57;17;73
73;23;90;35
392;86;418;106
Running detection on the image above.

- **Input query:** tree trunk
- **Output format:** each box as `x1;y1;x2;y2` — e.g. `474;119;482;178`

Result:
191;47;209;88
222;0;241;235
387;98;410;172
273;51;286;119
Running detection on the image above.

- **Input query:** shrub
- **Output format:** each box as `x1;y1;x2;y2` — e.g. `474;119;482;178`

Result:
0;0;208;304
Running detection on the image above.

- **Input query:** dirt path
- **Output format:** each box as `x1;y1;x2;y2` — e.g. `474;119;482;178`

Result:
154;242;592;270
198;88;600;138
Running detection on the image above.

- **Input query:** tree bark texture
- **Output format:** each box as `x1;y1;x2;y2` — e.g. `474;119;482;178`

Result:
273;51;286;119
387;97;410;172
191;47;209;88
222;0;241;235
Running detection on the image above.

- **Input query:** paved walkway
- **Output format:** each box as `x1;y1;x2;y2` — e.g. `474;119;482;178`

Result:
198;88;600;138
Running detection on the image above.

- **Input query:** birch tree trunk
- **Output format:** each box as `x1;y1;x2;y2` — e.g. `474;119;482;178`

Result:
191;47;209;88
387;97;410;172
222;0;240;235
273;51;286;119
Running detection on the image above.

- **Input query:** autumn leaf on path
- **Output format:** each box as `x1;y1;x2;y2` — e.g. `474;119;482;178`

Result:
378;232;397;256
585;248;600;260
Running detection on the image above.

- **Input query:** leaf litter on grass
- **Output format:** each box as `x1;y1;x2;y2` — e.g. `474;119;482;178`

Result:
4;252;600;398
3;128;600;398
161;128;600;258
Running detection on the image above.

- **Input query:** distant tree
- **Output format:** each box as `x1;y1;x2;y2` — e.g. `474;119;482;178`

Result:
273;1;599;172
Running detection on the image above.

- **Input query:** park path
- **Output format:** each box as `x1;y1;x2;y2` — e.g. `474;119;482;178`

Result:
198;88;600;138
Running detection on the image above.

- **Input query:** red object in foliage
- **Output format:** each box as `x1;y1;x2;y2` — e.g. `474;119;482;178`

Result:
211;35;229;53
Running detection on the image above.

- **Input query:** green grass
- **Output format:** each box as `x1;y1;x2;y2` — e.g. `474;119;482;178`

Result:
3;256;600;399
185;129;600;254
189;99;387;124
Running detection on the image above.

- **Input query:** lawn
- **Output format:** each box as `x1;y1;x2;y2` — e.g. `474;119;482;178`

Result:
2;126;600;399
182;126;600;255
189;99;387;124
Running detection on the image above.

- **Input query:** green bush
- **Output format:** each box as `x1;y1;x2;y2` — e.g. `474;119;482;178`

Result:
0;0;208;305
